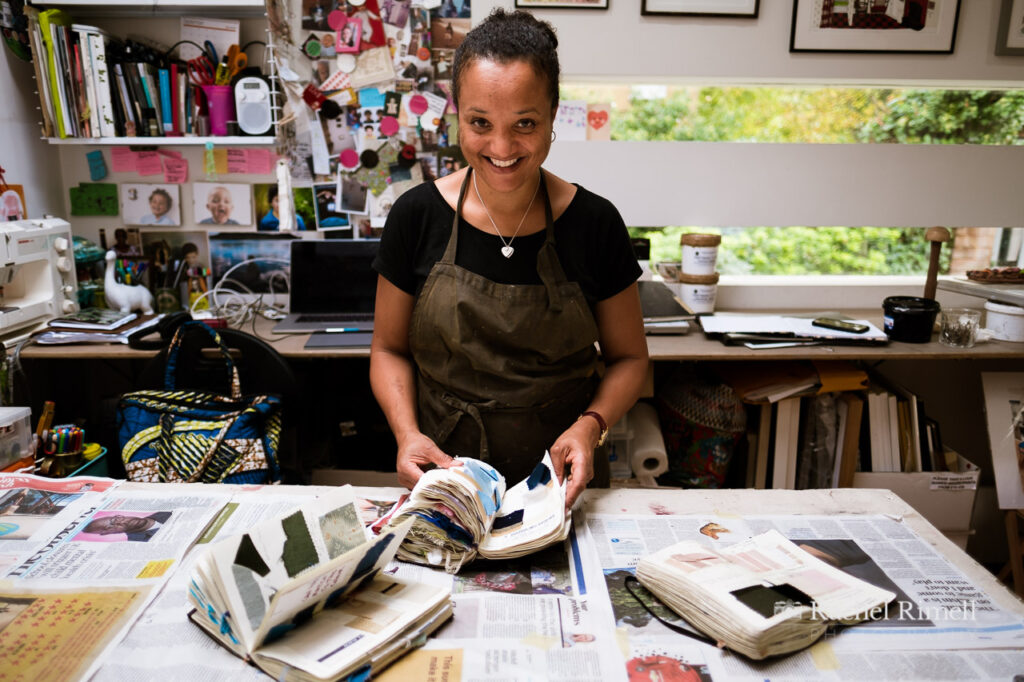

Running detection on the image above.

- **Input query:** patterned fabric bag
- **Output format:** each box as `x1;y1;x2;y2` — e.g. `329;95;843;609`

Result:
117;321;283;484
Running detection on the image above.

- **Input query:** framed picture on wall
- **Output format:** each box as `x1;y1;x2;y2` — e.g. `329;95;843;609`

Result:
515;0;608;9
996;0;1024;55
790;0;962;54
641;1;758;18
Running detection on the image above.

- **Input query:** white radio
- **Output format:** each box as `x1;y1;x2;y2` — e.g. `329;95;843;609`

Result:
234;76;274;136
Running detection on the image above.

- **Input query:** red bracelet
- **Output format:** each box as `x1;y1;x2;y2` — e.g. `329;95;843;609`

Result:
580;410;608;446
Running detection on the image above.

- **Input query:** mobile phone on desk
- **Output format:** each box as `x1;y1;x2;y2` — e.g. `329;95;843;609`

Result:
811;318;869;334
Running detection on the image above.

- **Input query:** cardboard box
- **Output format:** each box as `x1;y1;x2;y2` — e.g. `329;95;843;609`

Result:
852;465;980;533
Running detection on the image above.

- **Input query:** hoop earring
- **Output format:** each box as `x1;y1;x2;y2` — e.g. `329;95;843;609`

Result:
551;130;557;143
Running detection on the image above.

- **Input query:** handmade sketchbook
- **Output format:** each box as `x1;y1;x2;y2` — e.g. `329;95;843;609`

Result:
636;529;895;660
383;452;571;573
48;307;137;330
187;485;452;681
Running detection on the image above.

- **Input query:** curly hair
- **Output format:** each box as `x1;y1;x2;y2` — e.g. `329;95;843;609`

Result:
452;8;560;112
148;188;173;208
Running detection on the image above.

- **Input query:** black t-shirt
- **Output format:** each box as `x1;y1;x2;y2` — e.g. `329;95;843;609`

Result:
373;180;640;308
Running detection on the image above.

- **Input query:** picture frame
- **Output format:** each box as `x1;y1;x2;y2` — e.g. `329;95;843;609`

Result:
120;183;181;227
790;0;962;54
641;0;758;18
515;0;608;9
996;0;1024;56
982;372;1024;510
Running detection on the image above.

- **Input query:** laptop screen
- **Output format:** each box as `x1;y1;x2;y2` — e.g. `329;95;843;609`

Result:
289;240;380;315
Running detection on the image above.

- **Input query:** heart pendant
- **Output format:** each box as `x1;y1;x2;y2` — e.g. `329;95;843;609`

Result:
501;246;514;258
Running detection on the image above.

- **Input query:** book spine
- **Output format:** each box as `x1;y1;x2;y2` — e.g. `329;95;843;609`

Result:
123;63;148;136
25;9;56;138
88;32;116;138
169;63;181;134
158;68;173;134
112;63;137;136
76;33;100;138
59;26;81;137
39;12;70;138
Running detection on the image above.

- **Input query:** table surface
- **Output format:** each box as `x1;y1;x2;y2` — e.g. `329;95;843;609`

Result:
19;311;1024;361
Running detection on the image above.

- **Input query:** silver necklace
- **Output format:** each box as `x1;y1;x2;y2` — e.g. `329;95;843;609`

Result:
472;170;539;259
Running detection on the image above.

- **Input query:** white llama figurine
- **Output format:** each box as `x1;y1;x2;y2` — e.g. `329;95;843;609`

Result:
104;250;154;314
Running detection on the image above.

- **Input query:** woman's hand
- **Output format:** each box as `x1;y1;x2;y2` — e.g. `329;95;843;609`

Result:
395;432;462;490
550;417;601;510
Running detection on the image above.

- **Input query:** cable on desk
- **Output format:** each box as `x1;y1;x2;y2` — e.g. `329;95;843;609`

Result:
193;258;290;333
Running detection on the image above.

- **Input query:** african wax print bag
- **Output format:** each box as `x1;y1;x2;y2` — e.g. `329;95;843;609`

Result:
117;321;282;484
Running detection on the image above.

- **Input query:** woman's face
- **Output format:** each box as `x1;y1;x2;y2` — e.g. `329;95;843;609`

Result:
456;58;555;195
149;193;169;217
207;189;234;224
341;25;352;41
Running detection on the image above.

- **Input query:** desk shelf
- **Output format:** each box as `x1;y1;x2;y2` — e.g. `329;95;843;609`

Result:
44;136;275;146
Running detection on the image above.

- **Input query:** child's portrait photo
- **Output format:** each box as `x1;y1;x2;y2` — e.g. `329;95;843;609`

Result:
121;183;181;226
0;185;27;221
337;17;361;54
253;183;316;232
192;183;252;226
313;182;351;233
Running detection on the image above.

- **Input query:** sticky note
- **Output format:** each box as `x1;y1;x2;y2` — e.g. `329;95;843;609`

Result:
136;151;163;175
86;150;108;181
69;183;119;216
110;147;137;173
164;158;188;184
554;100;587;142
226;148;248;174
246;149;275;175
213;149;229;175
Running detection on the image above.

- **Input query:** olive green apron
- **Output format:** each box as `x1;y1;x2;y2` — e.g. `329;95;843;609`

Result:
409;168;602;483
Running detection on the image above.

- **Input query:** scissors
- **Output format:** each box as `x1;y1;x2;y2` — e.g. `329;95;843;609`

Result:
203;40;218;64
215;44;248;84
188;54;216;86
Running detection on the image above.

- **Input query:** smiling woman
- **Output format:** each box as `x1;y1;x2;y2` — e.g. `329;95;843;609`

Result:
369;8;649;510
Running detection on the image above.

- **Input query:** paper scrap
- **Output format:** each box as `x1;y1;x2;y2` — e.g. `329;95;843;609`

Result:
86;150;108;180
163;158;189;184
110;147;137;173
555;100;587;142
135;151;163;176
69;183;119;216
587;102;611;142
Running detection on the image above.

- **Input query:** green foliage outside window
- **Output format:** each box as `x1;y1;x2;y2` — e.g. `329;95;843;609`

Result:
561;85;1023;275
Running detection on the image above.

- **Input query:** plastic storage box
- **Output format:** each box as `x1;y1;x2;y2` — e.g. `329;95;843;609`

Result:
0;407;32;470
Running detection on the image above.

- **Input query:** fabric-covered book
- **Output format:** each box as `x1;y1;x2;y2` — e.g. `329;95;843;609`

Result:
636;529;895;660
48;307;137;330
383;451;571;573
187;485;452;681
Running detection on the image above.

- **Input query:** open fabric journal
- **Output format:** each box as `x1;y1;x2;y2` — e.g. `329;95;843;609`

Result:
187;485;453;681
382;452;572;573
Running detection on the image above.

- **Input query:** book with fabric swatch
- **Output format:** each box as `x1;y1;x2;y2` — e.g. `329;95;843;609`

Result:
383;451;571;573
187;485;452;682
48;307;137;330
636;529;896;660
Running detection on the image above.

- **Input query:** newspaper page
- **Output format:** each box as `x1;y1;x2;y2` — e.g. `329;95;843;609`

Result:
0;582;153;682
0;474;121;573
93;490;313;681
4;487;227;584
578;510;1024;681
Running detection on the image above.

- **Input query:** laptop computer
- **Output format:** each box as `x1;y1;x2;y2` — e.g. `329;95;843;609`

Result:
273;239;380;334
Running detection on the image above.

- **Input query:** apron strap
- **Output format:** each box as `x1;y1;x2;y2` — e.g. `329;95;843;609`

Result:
425;371;500;462
535;172;567;313
442;168;474;265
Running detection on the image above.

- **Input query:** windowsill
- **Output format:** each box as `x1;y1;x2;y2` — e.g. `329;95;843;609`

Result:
660;275;982;311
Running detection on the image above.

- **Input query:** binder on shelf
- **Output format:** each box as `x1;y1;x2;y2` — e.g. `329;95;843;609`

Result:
38;9;73;138
158;67;173;134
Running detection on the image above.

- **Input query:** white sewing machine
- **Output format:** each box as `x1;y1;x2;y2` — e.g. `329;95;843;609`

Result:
0;218;79;345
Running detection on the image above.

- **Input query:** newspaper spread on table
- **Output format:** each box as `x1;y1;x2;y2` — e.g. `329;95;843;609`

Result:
580;511;1024;681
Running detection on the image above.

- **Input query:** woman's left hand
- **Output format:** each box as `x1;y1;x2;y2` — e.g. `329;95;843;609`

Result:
550;418;601;510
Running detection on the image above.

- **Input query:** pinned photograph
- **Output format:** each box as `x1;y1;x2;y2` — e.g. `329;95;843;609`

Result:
337;17;361;54
340;175;369;214
121;183;181;226
430;14;470;50
301;0;339;31
254;183;316;231
139;231;211;311
380;0;411;28
0;185;27;221
313;182;353;233
100;227;143;258
209;234;294;294
192;183;253;226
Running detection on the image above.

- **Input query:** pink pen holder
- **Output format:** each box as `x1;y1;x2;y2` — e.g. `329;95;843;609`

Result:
200;85;235;136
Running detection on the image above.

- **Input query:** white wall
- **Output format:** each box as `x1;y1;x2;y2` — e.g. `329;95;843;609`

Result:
0;42;66;218
479;1;1024;86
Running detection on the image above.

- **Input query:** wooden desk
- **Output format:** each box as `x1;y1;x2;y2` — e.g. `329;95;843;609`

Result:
20;310;1024;361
